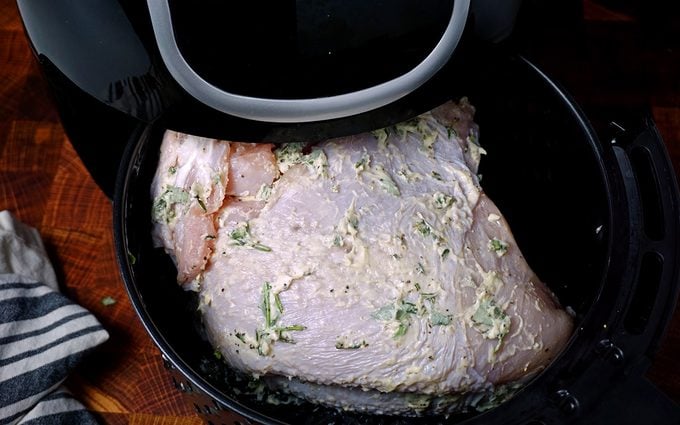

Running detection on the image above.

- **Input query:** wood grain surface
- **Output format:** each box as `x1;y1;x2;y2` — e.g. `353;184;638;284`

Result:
1;0;678;424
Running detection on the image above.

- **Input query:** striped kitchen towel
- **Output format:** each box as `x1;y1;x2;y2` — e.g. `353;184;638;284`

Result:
0;211;109;424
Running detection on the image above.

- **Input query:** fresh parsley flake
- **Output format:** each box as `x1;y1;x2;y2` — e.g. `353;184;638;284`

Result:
332;234;344;247
488;238;508;257
371;128;390;148
275;143;328;178
101;296;116;306
393;323;409;338
433;192;454;209
255;183;273;201
229;222;272;252
430;310;453;326
374;165;400;196
414;219;432;237
152;186;190;224
471;295;511;352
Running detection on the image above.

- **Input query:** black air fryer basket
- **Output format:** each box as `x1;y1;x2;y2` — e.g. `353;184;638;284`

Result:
114;54;680;425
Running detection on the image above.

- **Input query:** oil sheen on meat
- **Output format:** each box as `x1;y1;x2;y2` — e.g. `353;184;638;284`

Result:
150;99;574;416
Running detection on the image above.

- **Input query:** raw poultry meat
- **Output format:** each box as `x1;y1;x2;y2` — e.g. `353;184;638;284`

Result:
150;98;574;415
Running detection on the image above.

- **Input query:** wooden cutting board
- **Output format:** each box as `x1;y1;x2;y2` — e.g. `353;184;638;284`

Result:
1;0;678;423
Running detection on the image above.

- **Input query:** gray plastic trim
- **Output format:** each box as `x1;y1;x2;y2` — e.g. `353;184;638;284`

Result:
147;0;470;123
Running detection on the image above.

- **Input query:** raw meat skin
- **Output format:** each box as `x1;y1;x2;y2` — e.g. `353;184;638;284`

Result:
226;143;279;197
150;131;231;284
150;99;574;415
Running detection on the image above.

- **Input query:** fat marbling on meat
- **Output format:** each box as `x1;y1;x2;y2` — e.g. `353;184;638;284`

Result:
150;98;574;415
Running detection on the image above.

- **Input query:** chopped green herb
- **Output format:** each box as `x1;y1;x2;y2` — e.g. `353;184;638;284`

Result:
229;222;272;252
275;143;329;178
414;219;432;237
348;215;359;231
447;127;458;139
261;281;273;328
373;290;454;338
416;263;425;275
413;288;452;326
374;165;400;196
431;171;443;181
303;149;329;178
488;238;508;257
373;299;418;338
101;296;116;306
420;292;437;303
395;301;418;320
332;234;344;247
274;291;284;315
371;304;396;321
393;323;409;338
395;118;420;137
168;165;177;175
255;183;273;201
395;117;438;153
279;324;306;332
256;281;306;355
335;201;360;242
397;165;421;183
471;295;511;351
433;192;454;209
354;152;370;171
274;142;305;173
127;251;136;265
252;243;273;252
214;349;223;360
430;310;452;326
371;128;390;148
152;186;190;224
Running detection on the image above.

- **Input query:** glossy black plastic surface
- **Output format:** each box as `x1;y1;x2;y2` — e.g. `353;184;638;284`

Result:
17;0;177;123
169;0;453;99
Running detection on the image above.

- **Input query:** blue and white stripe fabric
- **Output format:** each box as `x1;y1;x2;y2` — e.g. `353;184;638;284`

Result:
0;211;109;424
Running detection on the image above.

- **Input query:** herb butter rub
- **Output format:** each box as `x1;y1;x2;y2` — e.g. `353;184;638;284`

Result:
150;98;574;415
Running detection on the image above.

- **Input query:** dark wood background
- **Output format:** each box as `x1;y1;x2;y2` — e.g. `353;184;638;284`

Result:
1;0;678;423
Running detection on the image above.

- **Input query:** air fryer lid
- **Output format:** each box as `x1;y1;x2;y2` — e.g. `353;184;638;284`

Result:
147;0;469;122
18;0;477;143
